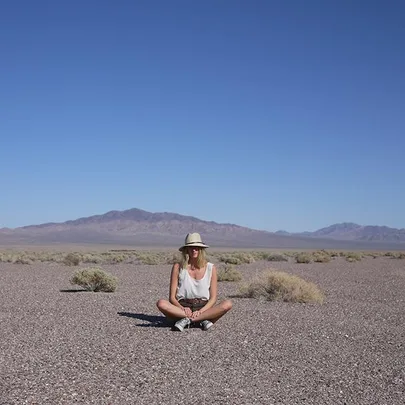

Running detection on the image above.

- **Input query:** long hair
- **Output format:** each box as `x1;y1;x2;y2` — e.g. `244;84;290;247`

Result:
180;248;207;269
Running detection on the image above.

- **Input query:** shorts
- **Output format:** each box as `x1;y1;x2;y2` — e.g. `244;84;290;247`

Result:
178;298;207;313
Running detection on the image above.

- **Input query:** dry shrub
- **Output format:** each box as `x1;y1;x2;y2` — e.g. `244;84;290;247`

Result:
81;253;103;264
63;253;81;266
312;251;331;263
107;254;127;264
217;264;242;282
238;270;324;303
217;252;255;265
266;253;288;262
70;268;118;292
100;252;131;264
165;252;182;265
208;250;281;263
365;251;383;259
295;253;312;264
136;252;162;265
328;250;340;258
0;251;35;264
283;251;297;258
388;252;405;259
384;252;395;257
0;253;13;263
345;252;362;262
14;256;33;265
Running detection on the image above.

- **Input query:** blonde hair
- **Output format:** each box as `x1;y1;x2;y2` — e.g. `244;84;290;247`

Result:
180;248;207;269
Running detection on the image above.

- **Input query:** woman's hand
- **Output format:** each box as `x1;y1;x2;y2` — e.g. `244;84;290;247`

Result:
191;310;202;319
183;307;192;317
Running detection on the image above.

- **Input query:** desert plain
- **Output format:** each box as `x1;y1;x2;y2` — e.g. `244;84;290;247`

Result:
0;247;404;405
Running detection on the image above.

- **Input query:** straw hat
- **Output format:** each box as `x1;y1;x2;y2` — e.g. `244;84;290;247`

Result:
179;233;209;251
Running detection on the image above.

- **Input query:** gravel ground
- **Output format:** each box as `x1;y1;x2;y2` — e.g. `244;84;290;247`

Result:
0;257;404;404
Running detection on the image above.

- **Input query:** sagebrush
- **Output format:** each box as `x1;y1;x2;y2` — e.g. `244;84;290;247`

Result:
217;264;243;282
70;268;118;292
295;253;312;264
238;270;324;303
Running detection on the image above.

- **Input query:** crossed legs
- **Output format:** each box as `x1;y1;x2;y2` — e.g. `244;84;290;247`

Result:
156;299;232;324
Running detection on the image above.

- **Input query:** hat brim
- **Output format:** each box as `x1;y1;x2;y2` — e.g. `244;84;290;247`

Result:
179;242;209;252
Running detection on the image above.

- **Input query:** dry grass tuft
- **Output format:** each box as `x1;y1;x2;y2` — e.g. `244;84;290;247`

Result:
215;252;255;265
344;252;363;262
295;253;312;264
63;253;81;266
217;264;243;282
312;250;332;263
385;251;405;259
238;270;324;303
266;253;288;262
70;267;118;292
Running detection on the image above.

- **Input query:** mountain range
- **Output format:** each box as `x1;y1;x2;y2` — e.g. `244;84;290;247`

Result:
277;222;405;243
0;208;404;249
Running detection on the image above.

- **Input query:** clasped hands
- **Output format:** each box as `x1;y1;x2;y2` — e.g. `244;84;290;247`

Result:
183;307;202;320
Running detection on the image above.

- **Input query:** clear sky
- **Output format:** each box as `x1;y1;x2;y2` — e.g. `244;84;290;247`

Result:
1;0;404;232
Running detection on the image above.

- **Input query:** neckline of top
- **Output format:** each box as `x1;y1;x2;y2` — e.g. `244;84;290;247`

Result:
186;264;208;281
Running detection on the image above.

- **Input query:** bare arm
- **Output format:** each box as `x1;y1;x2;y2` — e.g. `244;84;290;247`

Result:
169;263;183;309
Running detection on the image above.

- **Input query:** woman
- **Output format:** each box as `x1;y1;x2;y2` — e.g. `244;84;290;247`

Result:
156;233;232;331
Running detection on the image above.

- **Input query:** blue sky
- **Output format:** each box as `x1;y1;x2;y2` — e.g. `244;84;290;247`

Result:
1;0;404;232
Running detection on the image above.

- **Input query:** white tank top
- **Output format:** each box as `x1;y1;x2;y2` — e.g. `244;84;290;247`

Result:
176;262;213;300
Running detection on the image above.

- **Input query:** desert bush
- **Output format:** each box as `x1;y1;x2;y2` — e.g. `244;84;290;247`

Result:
108;254;127;264
165;252;182;265
81;253;103;264
223;256;243;265
266;253;288;262
364;251;382;259
0;253;13;263
99;252;130;264
345;252;362;262
312;251;331;263
14;256;33;265
217;252;255;265
136;252;163;265
381;251;405;259
217;264;243;282
70;268;118;292
238;270;324;303
284;251;298;258
295;253;312;264
249;251;267;261
389;252;405;259
327;250;340;258
63;253;81;266
0;251;34;264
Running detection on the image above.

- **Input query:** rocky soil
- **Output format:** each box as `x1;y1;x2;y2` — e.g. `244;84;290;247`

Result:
0;256;404;404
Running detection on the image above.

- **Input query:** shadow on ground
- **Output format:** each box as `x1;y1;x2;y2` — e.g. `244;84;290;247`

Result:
117;312;171;328
59;289;88;293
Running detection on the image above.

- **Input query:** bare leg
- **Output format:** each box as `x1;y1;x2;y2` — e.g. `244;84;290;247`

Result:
191;300;232;323
156;299;187;319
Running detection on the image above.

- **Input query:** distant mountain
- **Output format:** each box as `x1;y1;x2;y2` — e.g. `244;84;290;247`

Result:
0;209;404;249
278;222;405;243
274;230;290;236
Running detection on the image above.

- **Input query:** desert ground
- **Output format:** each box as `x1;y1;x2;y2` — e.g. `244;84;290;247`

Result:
0;249;404;404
